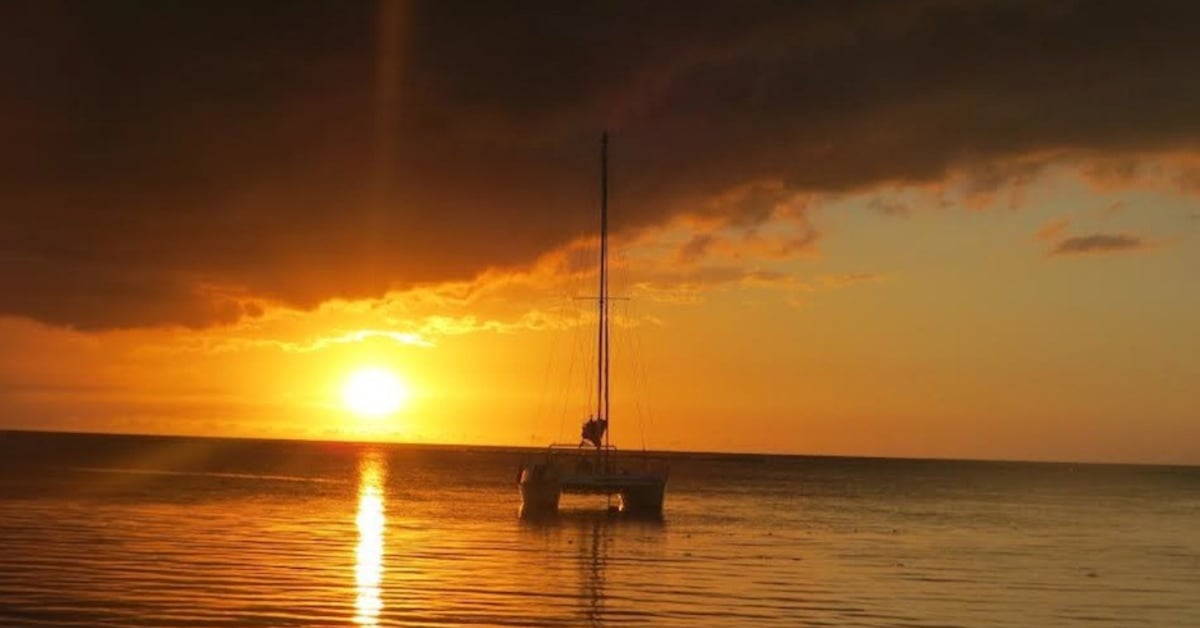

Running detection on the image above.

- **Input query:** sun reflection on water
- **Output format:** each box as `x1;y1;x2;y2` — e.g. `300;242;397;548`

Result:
355;453;386;626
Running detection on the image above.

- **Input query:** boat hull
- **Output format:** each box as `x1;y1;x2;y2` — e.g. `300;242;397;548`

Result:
519;460;666;515
518;466;562;515
616;476;667;514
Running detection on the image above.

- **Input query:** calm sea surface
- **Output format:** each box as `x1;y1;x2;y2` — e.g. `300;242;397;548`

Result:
0;431;1196;627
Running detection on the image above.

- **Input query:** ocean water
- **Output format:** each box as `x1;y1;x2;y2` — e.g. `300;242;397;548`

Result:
0;431;1196;627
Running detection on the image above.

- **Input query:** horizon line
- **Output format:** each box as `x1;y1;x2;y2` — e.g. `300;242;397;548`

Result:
2;427;1195;470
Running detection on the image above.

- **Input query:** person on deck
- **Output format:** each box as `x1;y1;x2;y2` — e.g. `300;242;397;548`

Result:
580;415;607;448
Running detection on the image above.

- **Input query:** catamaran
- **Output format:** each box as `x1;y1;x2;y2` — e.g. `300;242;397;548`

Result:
517;132;668;515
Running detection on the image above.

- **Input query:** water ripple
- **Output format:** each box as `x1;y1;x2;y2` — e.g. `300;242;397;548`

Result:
1;433;1198;626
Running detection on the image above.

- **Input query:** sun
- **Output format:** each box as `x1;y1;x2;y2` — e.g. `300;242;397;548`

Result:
342;367;408;418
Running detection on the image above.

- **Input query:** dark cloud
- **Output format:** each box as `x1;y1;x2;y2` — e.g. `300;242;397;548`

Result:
3;0;1200;328
1049;234;1151;257
867;198;911;217
817;273;886;288
677;234;717;264
1034;217;1072;241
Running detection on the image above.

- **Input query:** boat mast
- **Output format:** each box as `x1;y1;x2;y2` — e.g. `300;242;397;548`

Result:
596;132;610;461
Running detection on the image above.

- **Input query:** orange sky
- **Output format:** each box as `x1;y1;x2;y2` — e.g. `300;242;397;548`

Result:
1;2;1198;464
1;162;1196;464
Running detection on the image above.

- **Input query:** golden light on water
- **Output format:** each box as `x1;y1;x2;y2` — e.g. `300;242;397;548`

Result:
355;454;386;626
